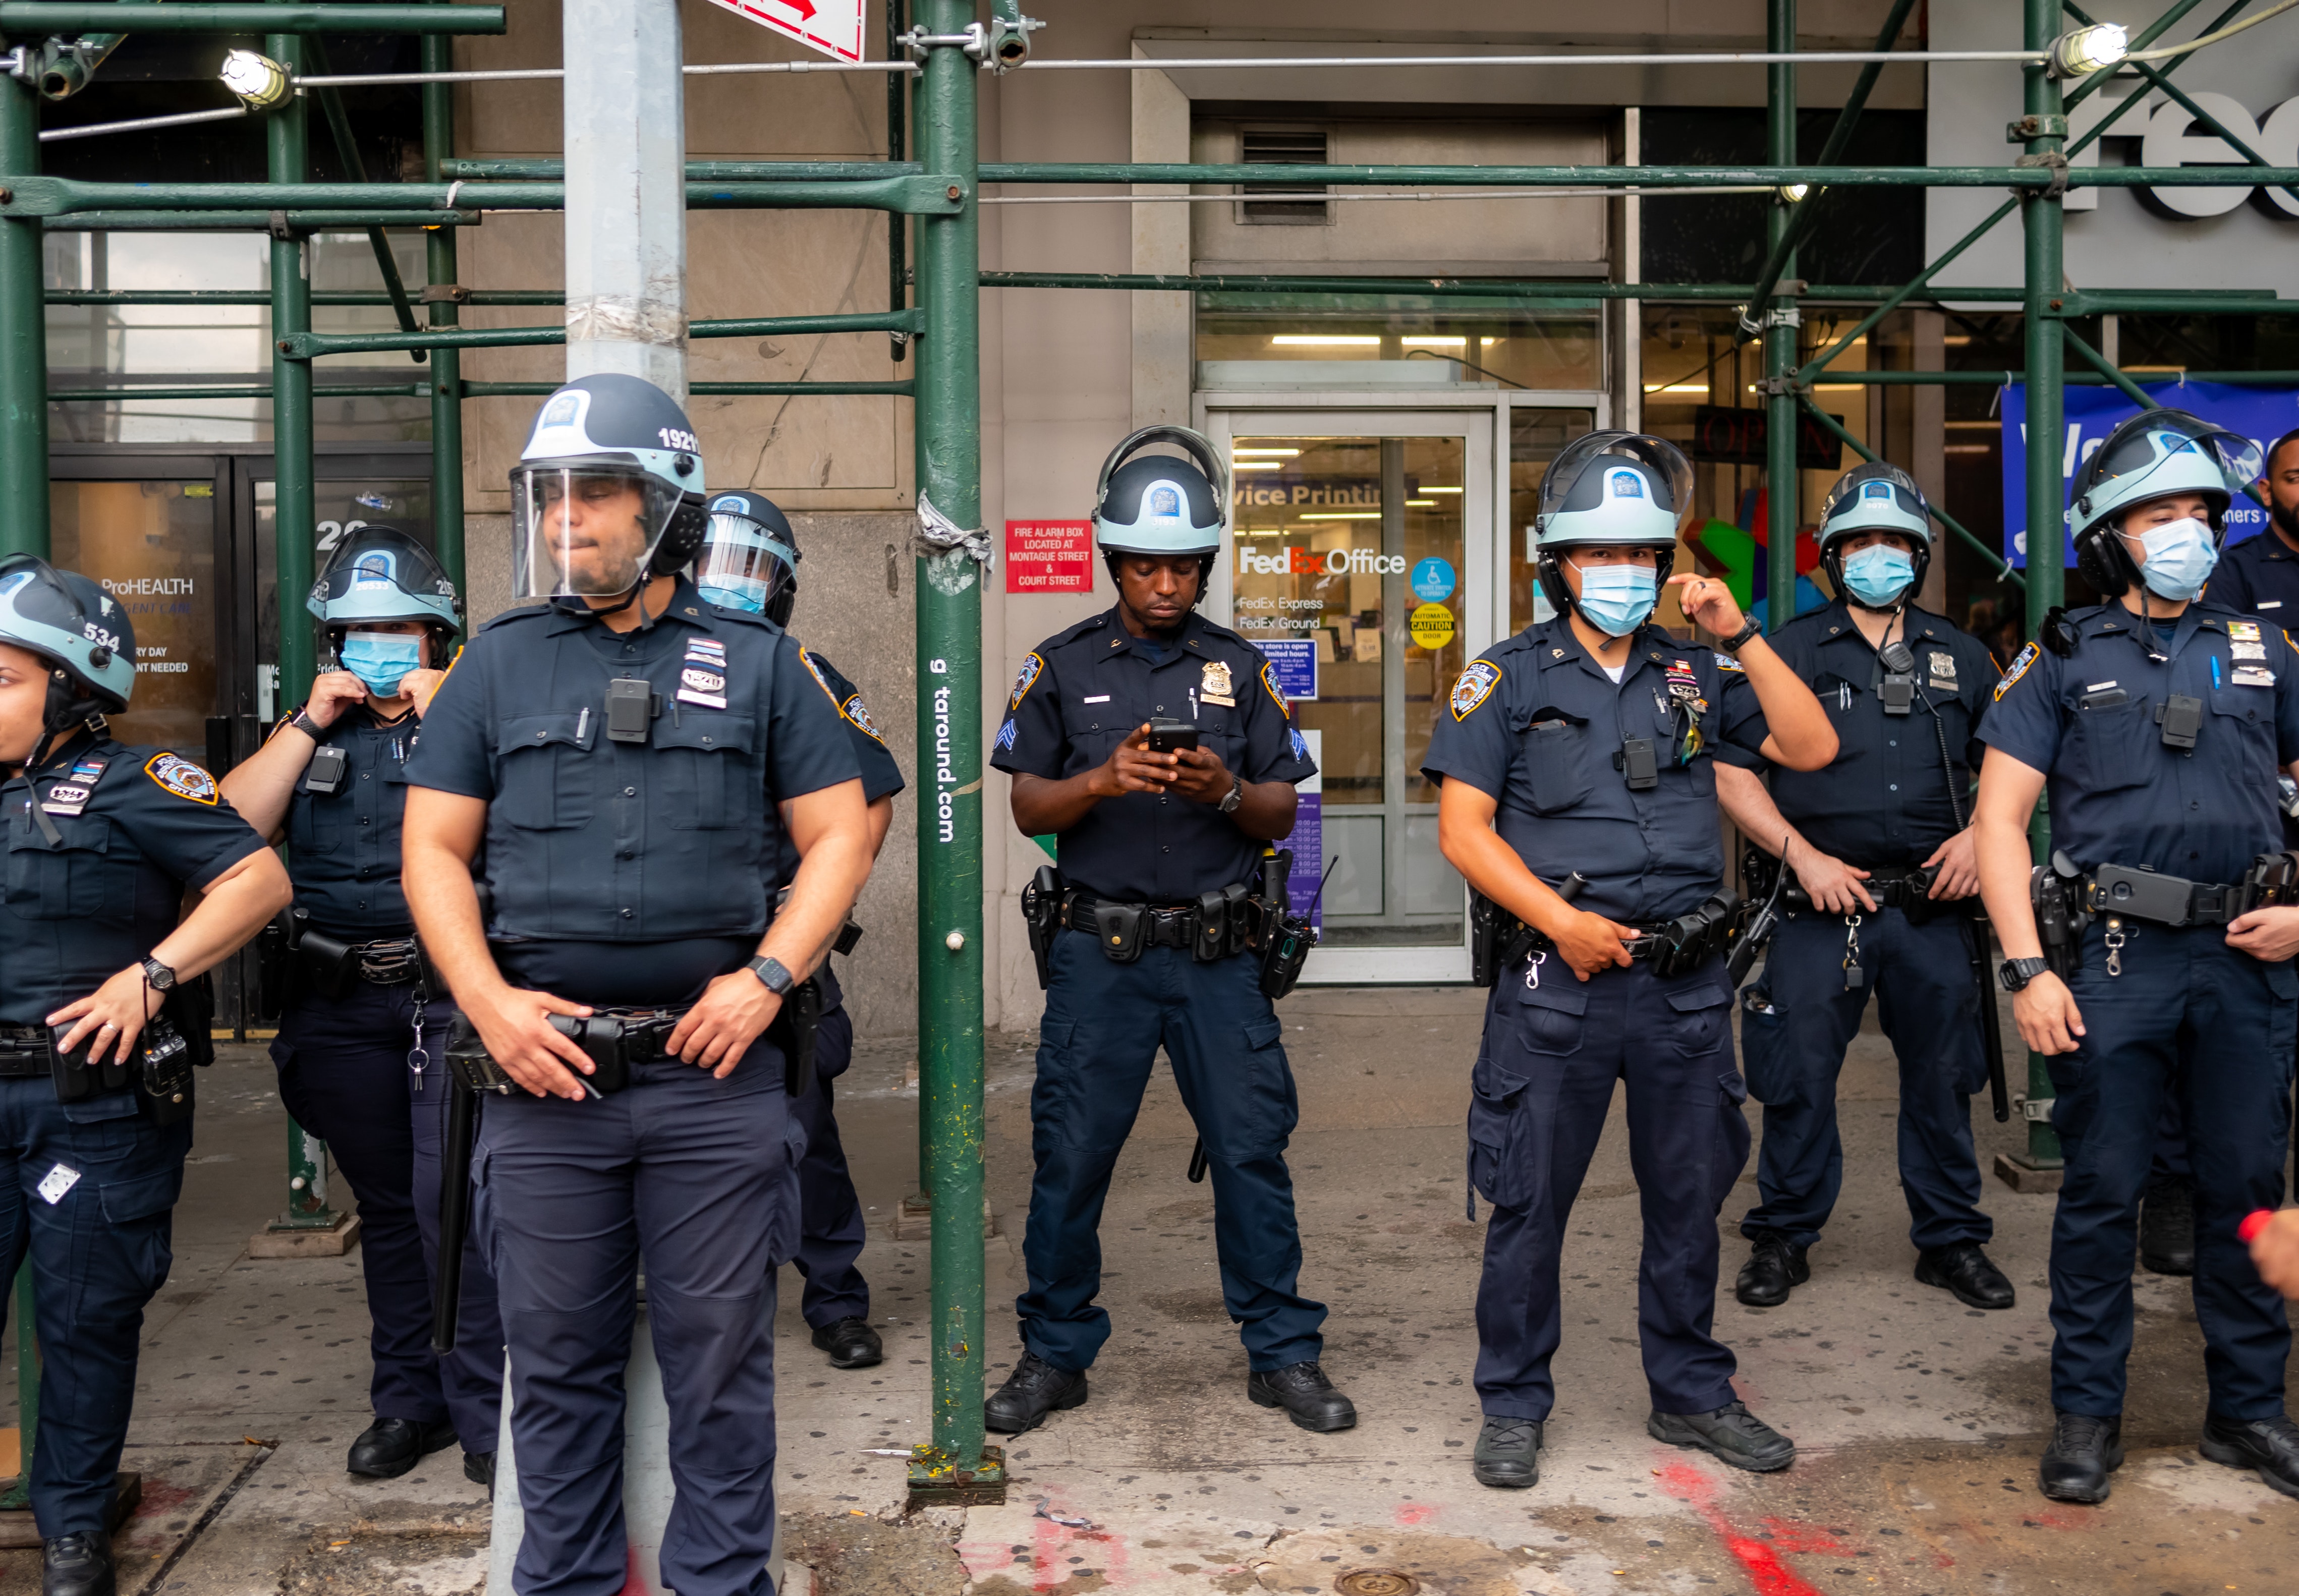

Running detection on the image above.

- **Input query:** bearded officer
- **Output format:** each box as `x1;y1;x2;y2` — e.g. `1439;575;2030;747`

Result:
1425;431;1836;1491
985;427;1348;1437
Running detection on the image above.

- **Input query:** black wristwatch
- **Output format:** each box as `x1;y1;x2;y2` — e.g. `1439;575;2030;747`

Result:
140;956;177;992
745;954;795;997
288;706;327;738
1997;956;2052;993
1720;618;1763;654
1218;773;1245;814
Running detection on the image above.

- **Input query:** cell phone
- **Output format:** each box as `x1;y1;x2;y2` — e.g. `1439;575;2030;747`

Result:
1146;717;1199;755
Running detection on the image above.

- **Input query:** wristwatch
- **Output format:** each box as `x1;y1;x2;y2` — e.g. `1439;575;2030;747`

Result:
140;956;177;992
1997;956;2052;993
1720;618;1763;654
745;954;796;996
1218;773;1245;814
288;706;327;738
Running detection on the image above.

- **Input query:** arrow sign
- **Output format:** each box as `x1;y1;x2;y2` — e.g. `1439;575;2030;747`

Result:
704;0;865;63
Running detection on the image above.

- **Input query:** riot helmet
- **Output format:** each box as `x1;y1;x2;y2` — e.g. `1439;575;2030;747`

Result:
508;374;709;609
1093;426;1228;557
0;556;136;765
1532;431;1692;632
695;491;802;624
1816;462;1935;611
2066;408;2262;596
308;524;459;639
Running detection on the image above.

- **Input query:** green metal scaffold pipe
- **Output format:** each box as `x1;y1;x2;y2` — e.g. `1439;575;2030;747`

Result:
0;3;505;30
1763;0;1799;634
423;10;464;597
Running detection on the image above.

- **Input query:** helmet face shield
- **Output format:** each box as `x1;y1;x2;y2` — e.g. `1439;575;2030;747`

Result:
1536;432;1695;547
2068;408;2264;544
308;524;459;630
511;465;689;601
696;512;799;614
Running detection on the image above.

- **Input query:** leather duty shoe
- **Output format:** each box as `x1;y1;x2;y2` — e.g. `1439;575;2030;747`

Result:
2200;1413;2299;1500
1648;1402;1797;1472
1472;1416;1543;1489
2140;1177;2197;1276
1915;1242;2016;1309
2039;1411;2123;1504
812;1317;885;1370
464;1450;496;1498
1735;1230;1810;1307
42;1532;115;1596
1247;1361;1358;1433
346;1416;458;1480
984;1352;1088;1436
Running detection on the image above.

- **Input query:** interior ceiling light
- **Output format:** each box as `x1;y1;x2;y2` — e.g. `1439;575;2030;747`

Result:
1232;446;1302;456
2050;22;2128;78
1271;334;1380;347
1233;461;1284;471
220;48;293;109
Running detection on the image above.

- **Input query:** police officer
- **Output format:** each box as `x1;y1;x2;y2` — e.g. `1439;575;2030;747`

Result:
216;526;503;1489
0;557;290;1596
986;426;1349;1436
1975;408;2299;1505
402;375;872;1595
1424;432;1836;1491
1713;464;2014;1313
695;491;902;1370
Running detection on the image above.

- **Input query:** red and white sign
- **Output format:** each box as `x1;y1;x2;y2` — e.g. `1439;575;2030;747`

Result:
704;0;867;64
1005;521;1095;595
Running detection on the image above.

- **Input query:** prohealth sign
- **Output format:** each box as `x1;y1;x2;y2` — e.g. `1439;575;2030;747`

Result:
1998;380;2299;568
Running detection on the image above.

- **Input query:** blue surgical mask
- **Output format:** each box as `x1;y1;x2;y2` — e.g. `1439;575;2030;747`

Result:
699;578;768;614
2135;517;2218;601
1840;544;1917;608
339;632;423;697
1573;560;1658;637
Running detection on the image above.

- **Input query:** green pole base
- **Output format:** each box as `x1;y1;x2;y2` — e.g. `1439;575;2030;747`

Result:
1993;1152;2066;1193
265;1205;349;1233
906;1442;1006;1508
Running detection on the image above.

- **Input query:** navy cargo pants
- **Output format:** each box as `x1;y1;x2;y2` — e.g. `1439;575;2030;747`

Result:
475;1038;799;1596
2045;922;2294;1419
788;998;869;1329
1738;904;1993;1252
1469;954;1748;1421
0;1078;188;1535
1021;931;1325;1374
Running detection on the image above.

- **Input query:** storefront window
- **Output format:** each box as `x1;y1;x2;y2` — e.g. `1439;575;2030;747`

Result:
1197;293;1602;390
50;480;218;755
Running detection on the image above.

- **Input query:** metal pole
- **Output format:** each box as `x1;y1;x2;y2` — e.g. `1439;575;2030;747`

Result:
907;0;997;1509
887;0;907;365
1763;0;1799;632
562;0;686;400
423;11;464;594
0;50;48;557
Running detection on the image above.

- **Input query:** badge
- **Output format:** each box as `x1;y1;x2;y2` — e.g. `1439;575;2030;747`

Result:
1201;659;1236;707
1008;652;1045;711
2229;621;2262;643
2233;666;2276;688
1450;660;1502;720
1994;642;2040;702
1928;652;1958;686
2233;641;2267;661
1712;651;1745;673
144;752;217;805
842;692;886;744
41;783;90;816
681;666;726;695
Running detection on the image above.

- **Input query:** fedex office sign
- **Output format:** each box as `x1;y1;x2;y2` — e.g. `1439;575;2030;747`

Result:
2121;93;2299;220
1239;545;1408;577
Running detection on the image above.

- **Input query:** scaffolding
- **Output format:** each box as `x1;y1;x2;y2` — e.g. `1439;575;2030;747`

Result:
1;0;2295;1514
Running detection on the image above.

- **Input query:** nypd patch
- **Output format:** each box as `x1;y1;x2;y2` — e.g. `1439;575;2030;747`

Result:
1994;641;2040;702
1450;660;1502;720
1712;652;1745;674
841;692;886;744
1008;652;1045;712
145;752;217;806
1259;660;1289;718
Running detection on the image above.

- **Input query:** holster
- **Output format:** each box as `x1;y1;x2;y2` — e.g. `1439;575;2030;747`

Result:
545;1013;633;1095
1195;883;1250;962
136;1010;196;1126
254;910;294;1023
1257;906;1317;1000
1090;900;1147;963
1020;864;1066;990
286;910;358;1005
1469;890;1537;989
772;977;823;1098
2031;854;2090;981
1650;890;1745;980
2239;850;2299;916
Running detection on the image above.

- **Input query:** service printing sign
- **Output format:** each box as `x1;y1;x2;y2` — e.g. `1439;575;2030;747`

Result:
1282;729;1323;932
704;0;866;63
1998;380;2297;567
1004;521;1094;594
1254;638;1318;702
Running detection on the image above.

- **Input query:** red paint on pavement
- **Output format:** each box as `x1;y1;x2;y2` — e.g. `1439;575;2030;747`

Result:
615;1545;654;1594
1653;1458;1831;1596
1395;1502;1439;1527
1755;1519;1854;1556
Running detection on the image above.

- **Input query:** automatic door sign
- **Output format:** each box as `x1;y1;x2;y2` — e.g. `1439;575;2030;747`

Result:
1409;602;1455;652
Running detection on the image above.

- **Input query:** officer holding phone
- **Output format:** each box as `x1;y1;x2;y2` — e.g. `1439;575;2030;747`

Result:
0;556;289;1596
987;427;1341;1438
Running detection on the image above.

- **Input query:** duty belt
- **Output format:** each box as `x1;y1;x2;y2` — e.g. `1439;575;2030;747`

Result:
353;937;424;986
0;1026;49;1077
1056;883;1260;964
2082;861;2290;929
1062;894;1209;951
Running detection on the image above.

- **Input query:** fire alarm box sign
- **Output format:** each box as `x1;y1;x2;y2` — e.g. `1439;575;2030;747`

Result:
1005;521;1095;594
703;0;867;64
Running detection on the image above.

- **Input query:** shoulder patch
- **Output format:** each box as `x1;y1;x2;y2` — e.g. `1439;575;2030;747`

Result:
1993;642;2041;703
1008;652;1045;713
144;751;218;805
798;646;844;708
840;691;885;744
1451;659;1503;720
1259;659;1290;719
1712;651;1745;674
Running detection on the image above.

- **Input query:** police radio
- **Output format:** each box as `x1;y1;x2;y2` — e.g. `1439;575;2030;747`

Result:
1255;850;1333;1002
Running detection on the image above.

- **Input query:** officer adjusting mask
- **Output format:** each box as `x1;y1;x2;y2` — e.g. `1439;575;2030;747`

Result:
695;515;797;615
1840;544;1917;608
2131;516;2219;602
511;467;688;601
1569;558;1659;637
339;630;423;697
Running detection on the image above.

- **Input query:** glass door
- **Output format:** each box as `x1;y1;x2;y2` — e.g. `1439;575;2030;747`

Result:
1205;410;1493;984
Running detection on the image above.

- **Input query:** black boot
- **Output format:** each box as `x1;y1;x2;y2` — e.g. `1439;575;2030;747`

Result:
1648;1402;1796;1472
1471;1416;1543;1489
346;1416;459;1479
1915;1242;2016;1309
2200;1413;2299;1500
1734;1230;1810;1307
812;1317;885;1369
2140;1177;2196;1276
2039;1411;2123;1504
41;1531;116;1596
1247;1361;1357;1432
464;1450;496;1498
983;1352;1089;1436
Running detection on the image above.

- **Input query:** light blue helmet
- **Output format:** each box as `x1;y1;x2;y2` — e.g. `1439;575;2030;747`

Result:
2066;408;2264;596
1092;426;1228;556
305;524;460;633
1534;431;1691;550
1817;462;1934;604
0;555;135;714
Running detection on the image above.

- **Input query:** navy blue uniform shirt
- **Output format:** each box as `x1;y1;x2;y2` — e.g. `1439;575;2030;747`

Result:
277;702;422;939
1978;600;2299;884
989;607;1316;902
1422;618;1771;923
2208;529;2299;622
2;732;268;1028
773;646;904;888
1715;599;1995;867
406;580;860;1003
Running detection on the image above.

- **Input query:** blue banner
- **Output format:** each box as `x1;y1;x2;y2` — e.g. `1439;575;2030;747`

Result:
2000;380;2298;568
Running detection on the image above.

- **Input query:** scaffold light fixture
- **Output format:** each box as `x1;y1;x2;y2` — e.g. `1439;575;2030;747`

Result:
2049;23;2128;78
219;47;292;109
1776;182;1812;204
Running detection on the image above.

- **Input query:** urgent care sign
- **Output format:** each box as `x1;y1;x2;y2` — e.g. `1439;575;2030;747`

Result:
1005;522;1095;594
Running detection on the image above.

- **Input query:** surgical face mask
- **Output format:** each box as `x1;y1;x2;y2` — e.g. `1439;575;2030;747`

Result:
1840;543;1916;608
340;631;423;697
1570;559;1658;637
2132;517;2218;601
698;576;769;614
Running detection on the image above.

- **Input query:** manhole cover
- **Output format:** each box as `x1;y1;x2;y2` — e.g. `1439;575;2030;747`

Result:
1335;1572;1419;1596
